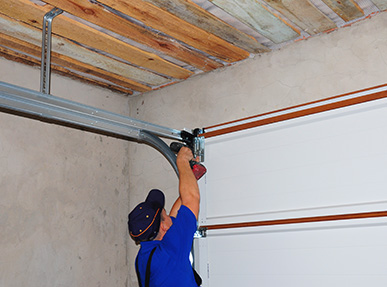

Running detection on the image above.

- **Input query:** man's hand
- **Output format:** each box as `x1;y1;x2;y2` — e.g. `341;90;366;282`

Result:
176;146;195;164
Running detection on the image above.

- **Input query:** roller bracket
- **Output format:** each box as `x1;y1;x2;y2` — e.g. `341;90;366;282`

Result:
180;129;205;162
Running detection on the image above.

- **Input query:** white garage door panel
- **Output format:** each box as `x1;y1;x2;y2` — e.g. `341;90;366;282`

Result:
206;220;387;286
195;95;387;287
204;100;387;223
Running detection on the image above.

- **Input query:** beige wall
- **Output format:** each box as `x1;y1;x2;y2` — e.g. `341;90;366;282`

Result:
0;62;130;286
127;12;387;286
1;11;387;287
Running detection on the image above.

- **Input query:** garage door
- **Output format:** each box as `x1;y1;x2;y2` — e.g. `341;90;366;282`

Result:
193;85;387;286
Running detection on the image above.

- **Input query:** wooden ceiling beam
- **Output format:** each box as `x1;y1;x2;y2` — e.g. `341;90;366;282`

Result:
0;13;167;89
42;0;224;72
141;0;269;54
0;26;151;93
0;32;147;93
263;0;336;35
0;0;192;80
0;45;134;95
321;0;364;22
98;0;251;61
210;0;300;44
372;0;387;11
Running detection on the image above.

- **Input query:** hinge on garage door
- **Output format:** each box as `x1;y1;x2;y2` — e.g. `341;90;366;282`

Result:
194;227;207;238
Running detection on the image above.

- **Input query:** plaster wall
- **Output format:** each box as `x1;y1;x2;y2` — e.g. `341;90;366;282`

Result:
127;12;387;286
0;61;130;286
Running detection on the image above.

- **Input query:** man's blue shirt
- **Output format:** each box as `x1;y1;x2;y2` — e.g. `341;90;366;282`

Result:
136;205;198;287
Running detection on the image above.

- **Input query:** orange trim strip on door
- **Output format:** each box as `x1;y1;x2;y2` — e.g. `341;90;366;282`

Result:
202;84;387;138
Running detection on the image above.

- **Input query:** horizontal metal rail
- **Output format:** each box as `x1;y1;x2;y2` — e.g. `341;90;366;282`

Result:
200;210;387;232
0;81;181;139
0;81;182;175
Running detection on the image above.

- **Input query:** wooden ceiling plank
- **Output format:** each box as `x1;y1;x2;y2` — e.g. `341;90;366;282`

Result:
0;32;148;93
0;45;134;94
371;0;387;11
0;45;41;68
0;26;151;93
51;56;152;93
42;0;223;71
262;0;336;35
97;0;250;62
210;0;300;44
119;0;268;54
321;0;364;22
0;14;169;87
0;0;192;80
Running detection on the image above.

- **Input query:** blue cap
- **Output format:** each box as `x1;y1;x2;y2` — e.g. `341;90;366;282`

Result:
128;189;165;242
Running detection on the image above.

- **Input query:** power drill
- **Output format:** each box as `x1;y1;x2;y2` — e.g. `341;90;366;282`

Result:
170;142;207;180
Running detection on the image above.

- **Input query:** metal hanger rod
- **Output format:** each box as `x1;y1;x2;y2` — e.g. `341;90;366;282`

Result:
40;8;63;94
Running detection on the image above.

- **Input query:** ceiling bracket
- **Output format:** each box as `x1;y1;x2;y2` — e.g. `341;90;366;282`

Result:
40;7;63;94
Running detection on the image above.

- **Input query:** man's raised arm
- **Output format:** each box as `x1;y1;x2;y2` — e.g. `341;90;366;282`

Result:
176;147;200;219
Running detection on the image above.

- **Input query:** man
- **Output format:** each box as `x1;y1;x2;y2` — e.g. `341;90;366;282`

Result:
128;147;201;287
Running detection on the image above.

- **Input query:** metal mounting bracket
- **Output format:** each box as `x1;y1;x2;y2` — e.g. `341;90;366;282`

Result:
180;129;205;162
40;7;63;94
194;132;205;162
